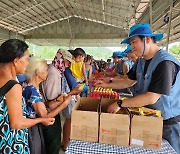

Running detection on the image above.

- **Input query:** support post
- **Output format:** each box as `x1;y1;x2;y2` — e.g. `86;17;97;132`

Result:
166;0;173;51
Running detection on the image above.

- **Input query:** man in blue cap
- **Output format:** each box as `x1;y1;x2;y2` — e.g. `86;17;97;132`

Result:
123;45;139;96
124;45;138;64
121;45;135;71
95;23;180;153
104;51;131;77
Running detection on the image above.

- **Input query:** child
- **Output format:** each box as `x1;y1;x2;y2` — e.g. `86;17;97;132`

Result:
70;48;88;85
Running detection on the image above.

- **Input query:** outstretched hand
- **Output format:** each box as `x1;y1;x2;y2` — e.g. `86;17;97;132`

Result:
68;86;82;95
107;102;120;113
94;80;108;88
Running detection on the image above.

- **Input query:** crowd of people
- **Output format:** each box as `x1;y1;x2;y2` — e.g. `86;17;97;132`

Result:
0;23;179;154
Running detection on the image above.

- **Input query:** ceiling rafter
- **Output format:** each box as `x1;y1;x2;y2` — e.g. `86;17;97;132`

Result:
0;0;179;47
68;0;81;17
67;1;127;21
154;12;180;32
0;0;50;21
90;0;135;11
84;0;94;21
21;12;69;33
79;0;91;20
0;1;46;30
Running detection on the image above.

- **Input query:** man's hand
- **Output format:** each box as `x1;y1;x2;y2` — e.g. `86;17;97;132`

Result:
102;77;111;83
107;102;121;113
94;80;109;88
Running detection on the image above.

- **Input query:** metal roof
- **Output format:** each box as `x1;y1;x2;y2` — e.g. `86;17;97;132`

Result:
0;0;179;47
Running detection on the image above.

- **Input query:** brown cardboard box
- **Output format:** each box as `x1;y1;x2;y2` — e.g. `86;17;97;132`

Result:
99;98;130;146
71;97;163;149
70;97;100;142
130;115;163;149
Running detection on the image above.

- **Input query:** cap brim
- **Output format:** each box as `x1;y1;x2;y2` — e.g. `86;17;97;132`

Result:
121;33;164;44
124;49;130;53
153;33;164;41
65;57;72;62
61;50;73;62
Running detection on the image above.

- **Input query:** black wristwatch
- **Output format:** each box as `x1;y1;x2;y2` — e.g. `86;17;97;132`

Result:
117;100;123;108
109;78;113;83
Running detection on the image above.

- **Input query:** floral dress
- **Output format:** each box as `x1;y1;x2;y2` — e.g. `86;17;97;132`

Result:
22;85;46;154
0;96;30;154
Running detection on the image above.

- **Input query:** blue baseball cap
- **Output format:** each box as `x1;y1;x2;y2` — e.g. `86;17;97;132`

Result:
111;51;123;58
123;45;132;53
121;23;163;44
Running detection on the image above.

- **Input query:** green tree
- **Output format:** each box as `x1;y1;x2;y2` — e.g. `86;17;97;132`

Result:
169;44;180;54
26;42;114;60
169;43;180;60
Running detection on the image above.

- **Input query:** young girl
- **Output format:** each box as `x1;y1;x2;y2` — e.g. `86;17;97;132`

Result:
70;48;88;85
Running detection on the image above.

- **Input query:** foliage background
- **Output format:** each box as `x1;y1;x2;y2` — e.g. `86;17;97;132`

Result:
27;42;180;61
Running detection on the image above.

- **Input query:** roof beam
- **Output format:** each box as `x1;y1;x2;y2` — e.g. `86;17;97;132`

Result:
67;0;127;21
0;27;24;40
165;0;173;51
25;33;122;39
0;0;50;21
21;16;72;33
102;0;106;22
0;1;48;31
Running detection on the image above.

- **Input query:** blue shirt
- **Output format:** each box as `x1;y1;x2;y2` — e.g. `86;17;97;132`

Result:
23;85;43;118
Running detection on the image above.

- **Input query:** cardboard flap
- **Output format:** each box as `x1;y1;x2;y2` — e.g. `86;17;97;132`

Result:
100;98;118;113
73;97;100;112
71;97;99;142
132;115;163;130
101;113;130;129
100;98;130;115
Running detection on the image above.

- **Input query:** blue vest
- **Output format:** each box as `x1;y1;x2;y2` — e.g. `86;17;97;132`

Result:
116;60;134;75
116;62;124;75
129;59;145;96
136;49;180;120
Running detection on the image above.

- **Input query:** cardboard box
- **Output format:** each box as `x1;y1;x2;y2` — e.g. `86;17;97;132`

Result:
70;97;100;142
130;115;163;149
99;98;130;146
71;97;163;149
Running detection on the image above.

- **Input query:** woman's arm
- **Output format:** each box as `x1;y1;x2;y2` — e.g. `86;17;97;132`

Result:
33;102;48;117
6;84;54;129
46;95;72;118
33;95;72;118
88;65;93;82
46;100;60;110
82;63;88;85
